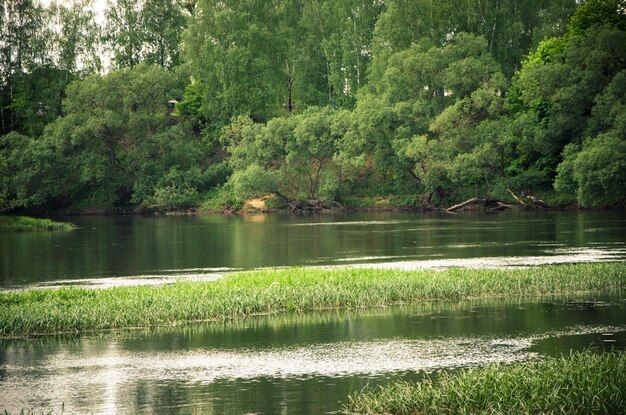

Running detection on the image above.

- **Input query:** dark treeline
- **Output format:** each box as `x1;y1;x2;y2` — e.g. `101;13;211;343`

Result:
0;0;624;213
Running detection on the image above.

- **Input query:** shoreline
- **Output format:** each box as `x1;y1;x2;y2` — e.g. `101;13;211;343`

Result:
7;201;586;218
7;191;594;216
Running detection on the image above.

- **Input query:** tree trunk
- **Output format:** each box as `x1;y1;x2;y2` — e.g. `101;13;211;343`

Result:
446;197;484;212
507;188;527;206
285;59;293;112
489;0;499;54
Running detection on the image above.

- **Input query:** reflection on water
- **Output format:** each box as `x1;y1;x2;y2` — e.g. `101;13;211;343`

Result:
1;295;624;414
1;211;626;288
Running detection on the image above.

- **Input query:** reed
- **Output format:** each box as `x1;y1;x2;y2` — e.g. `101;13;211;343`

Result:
0;262;624;337
0;216;74;232
343;351;626;414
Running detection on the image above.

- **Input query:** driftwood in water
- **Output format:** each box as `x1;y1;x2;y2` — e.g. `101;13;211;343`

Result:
446;189;552;213
446;197;485;212
289;199;342;213
488;201;516;212
521;192;551;208
447;198;518;213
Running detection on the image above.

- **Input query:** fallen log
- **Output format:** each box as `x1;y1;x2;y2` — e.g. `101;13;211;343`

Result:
446;197;484;212
507;188;527;206
488;201;516;212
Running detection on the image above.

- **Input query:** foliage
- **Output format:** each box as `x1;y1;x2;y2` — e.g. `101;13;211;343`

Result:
104;0;187;69
229;164;279;202
183;0;384;128
555;134;626;207
567;0;626;36
2;0;626;212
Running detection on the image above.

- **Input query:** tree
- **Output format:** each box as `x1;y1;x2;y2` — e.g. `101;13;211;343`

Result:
554;70;626;207
510;26;626;183
104;0;144;68
0;0;52;133
53;0;102;75
142;0;187;69
288;107;345;199
29;65;183;209
567;0;626;36
367;0;578;83
183;0;284;127
181;0;383;131
555;133;626;207
341;33;505;201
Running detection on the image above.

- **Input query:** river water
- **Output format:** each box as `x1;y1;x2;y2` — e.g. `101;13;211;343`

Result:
1;296;624;414
1;211;625;288
1;211;625;413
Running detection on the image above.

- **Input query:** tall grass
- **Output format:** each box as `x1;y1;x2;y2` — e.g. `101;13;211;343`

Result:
0;216;74;232
0;262;624;337
343;351;626;414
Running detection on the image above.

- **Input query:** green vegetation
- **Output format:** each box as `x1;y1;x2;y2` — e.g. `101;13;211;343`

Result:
343;351;626;415
1;262;624;337
1;0;625;213
0;215;74;232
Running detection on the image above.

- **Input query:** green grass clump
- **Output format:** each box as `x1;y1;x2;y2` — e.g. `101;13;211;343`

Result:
0;215;74;232
343;351;626;414
0;262;624;337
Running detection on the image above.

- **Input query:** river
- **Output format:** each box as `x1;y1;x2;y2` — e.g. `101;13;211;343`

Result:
1;211;625;414
1;210;625;288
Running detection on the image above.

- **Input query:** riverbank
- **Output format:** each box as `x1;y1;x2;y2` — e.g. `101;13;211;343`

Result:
0;215;74;232
1;262;624;337
206;191;577;214
343;351;626;414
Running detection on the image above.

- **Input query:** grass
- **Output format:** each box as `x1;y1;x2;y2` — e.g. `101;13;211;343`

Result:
0;215;74;232
0;262;624;337
343;351;626;414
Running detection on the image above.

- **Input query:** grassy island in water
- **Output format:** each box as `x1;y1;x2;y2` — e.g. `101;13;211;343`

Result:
0;262;624;337
0;215;74;232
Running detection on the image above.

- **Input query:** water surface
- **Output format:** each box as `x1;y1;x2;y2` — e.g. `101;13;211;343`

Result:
1;211;625;288
1;295;624;414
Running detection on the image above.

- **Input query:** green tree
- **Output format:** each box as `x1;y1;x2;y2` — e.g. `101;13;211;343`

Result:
0;0;53;133
368;0;578;83
288;107;345;199
104;0;144;68
510;26;626;183
341;33;505;201
555;133;626;207
142;0;187;69
27;65;183;210
567;0;626;36
53;0;102;75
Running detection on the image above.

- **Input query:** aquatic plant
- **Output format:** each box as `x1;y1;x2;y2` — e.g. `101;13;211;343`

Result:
0;216;74;232
343;351;626;414
0;262;624;337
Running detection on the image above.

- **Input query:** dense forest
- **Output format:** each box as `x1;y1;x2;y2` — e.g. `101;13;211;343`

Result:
0;0;624;213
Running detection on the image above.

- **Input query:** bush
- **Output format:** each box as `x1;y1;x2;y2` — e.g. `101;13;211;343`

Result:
555;133;626;207
229;164;278;202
